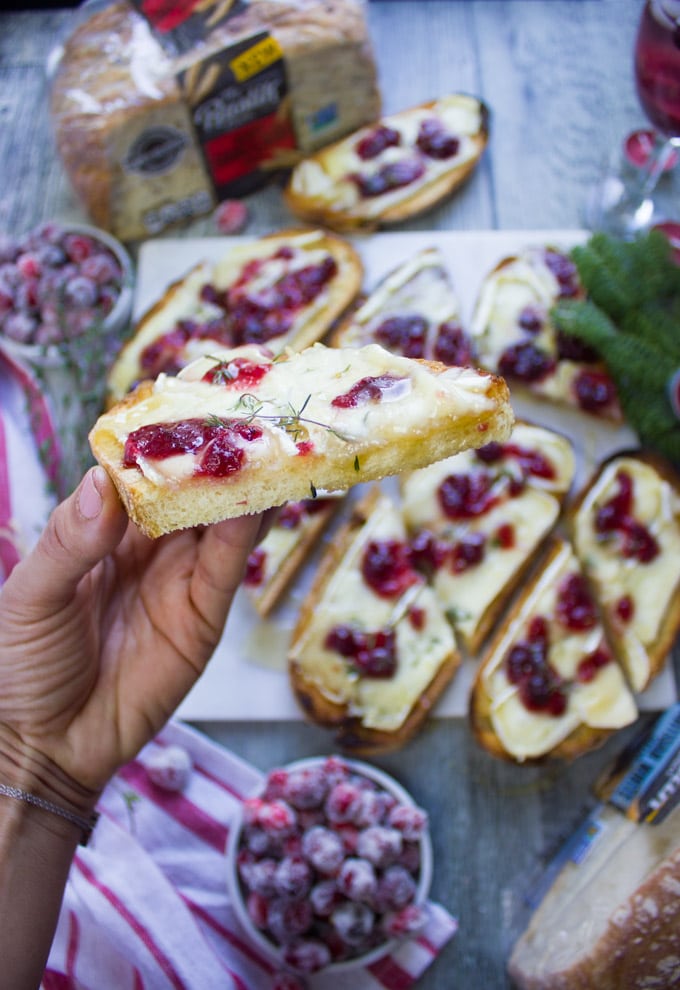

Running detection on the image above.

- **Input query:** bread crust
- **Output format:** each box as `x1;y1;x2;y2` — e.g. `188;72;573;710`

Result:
288;488;462;753
106;228;364;404
568;448;680;693
283;96;489;233
469;537;634;765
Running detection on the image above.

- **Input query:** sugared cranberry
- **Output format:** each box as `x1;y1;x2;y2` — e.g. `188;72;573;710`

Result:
324;781;365;825
387;804;428;841
555;573;598;631
361;539;419;598
337;857;377;903
382;904;428;938
573;368;618;413
274;855;313;899
499;341;557;383
302;827;345;874
331;901;375;946
355;124;401;160
310;879;340;917
352;158;425;198
281;939;332;974
268;898;313;942
284;766;329;810
416;118;460;159
375;314;427;358
374;864;417;910
331;373;407;409
356;826;403;868
246;890;269;928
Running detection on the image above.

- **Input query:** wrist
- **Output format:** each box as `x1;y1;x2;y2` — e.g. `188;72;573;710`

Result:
0;722;100;845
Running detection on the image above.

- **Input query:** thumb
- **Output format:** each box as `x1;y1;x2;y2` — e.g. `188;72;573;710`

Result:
7;466;128;611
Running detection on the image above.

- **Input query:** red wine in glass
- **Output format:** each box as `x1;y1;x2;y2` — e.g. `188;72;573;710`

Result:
635;0;680;138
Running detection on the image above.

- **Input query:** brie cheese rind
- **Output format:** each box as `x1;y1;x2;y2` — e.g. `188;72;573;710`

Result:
572;454;680;693
288;490;459;735
476;538;637;763
401;422;576;653
106;228;363;403
90;341;513;538
332;246;474;363
284;94;489;230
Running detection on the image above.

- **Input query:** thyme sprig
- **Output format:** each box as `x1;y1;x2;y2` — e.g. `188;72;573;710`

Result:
222;392;357;444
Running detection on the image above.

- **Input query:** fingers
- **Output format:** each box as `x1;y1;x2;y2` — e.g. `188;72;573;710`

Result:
4;466;128;612
190;512;264;637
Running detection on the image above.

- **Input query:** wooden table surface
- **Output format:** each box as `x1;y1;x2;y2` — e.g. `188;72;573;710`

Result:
1;3;678;988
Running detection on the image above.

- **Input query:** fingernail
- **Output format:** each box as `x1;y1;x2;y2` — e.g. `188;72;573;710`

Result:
78;467;104;520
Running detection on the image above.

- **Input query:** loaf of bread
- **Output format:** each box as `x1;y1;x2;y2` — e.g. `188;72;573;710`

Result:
283;94;489;232
89;341;513;538
50;0;381;240
508;801;680;989
570;450;680;694
331;246;475;366
470;536;638;763
106;228;363;403
288;486;461;752
400;421;576;654
470;245;623;422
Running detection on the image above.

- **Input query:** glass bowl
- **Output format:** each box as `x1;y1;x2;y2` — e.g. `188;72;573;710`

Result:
225;755;433;979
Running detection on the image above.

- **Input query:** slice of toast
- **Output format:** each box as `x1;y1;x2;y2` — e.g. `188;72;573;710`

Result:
288;487;461;753
470;536;637;763
401;421;576;654
283;94;489;233
106;228;363;403
331;246;475;366
570;450;680;693
90;341;513;538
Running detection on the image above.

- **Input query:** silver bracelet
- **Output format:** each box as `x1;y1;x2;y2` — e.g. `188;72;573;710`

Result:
0;782;99;846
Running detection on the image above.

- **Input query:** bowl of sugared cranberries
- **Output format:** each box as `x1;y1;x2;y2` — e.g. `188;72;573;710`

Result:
0;220;133;361
226;755;433;979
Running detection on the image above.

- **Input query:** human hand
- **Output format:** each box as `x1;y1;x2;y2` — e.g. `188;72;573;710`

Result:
0;465;267;793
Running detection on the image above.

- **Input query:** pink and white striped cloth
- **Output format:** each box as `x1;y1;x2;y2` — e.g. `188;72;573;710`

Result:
42;721;458;990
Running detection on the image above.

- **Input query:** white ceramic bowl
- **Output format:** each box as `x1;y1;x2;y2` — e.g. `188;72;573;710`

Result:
226;756;433;978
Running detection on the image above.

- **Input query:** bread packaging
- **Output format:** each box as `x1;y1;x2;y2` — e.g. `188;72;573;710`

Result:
50;0;381;241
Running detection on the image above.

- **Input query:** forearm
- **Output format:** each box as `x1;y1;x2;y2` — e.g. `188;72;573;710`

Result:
0;725;100;990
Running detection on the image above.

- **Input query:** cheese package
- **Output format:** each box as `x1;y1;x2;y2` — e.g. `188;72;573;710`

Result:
49;0;380;241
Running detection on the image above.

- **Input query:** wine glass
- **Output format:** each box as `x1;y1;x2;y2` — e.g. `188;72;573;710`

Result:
586;0;680;238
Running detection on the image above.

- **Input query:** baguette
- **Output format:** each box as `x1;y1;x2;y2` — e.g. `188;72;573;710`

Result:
288;486;461;753
401;421;576;654
106;228;363;403
470;245;623;422
331;246;475;366
283;94;489;233
570;450;680;694
508;802;680;990
90;341;513;538
469;537;637;764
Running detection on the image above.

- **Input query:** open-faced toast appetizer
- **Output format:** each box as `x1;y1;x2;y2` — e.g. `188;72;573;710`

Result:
106;228;363;403
283;94;489;233
570;450;680;694
288;487;461;753
470;245;622;422
90;341;513;538
470;536;638;764
400;422;576;654
331;246;476;366
243;494;344;617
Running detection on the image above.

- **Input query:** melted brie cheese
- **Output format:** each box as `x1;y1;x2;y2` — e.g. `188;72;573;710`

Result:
572;456;680;691
291;494;456;731
481;540;636;761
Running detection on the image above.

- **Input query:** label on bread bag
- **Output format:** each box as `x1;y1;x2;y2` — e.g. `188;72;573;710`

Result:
177;31;296;198
131;0;249;57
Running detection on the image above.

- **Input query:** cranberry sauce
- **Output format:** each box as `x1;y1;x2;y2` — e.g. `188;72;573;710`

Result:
277;497;334;530
437;471;499;520
433;320;475;366
244;546;267;587
324;625;397;677
594;469;659;563
576;647;612;684
504;615;567;717
361;539;419;598
498;341;557;384
543;249;580;298
375;315;427;358
355;124;401;160
123;417;263;478
201;356;270;389
331;374;407;409
140;318;232;378
475;440;556;483
415;118;460;159
352;159;426;199
572;369;618;415
555;573;598;631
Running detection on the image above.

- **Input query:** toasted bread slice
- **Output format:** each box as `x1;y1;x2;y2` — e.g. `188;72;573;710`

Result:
331;246;475;366
569;450;680;694
90;341;513;538
470;245;622;422
106;228;363;404
283;94;489;233
288;487;461;753
243;494;344;617
401;421;576;654
470;536;637;764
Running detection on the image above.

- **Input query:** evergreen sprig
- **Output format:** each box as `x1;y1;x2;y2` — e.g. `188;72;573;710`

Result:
551;230;680;463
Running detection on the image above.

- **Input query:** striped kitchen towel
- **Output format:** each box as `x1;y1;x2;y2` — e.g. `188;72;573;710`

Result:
43;720;457;990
